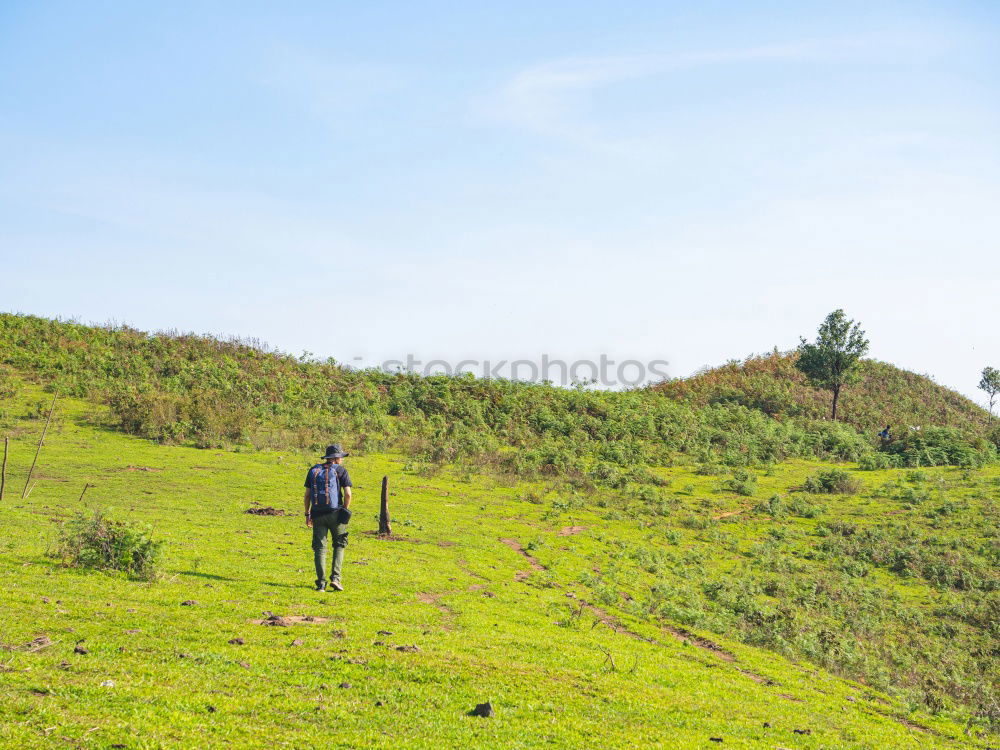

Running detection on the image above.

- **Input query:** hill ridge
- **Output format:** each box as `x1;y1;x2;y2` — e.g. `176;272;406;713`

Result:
654;350;989;434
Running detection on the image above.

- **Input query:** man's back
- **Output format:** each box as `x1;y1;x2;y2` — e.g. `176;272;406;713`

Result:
305;462;350;515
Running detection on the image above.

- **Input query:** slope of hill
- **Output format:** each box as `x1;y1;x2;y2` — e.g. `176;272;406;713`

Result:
1;381;997;747
1;315;995;480
654;351;991;435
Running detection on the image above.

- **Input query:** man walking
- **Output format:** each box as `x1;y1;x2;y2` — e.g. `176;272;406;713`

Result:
304;444;353;591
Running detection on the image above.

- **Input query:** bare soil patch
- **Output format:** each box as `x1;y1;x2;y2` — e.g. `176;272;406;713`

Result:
712;508;746;520
499;538;545;571
7;635;54;653
873;711;942;736
361;531;417;543
662;625;737;662
456;559;489;581
245;505;287;516
416;592;457;627
557;526;587;536
251;614;330;626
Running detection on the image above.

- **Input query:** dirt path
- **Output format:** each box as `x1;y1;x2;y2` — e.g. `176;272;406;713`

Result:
499;539;545;571
712;507;748;521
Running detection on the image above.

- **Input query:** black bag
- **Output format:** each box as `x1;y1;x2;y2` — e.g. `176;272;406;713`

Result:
337;507;352;525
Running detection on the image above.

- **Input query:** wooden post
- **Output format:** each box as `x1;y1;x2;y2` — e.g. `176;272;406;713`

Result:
78;483;91;504
1;437;8;502
379;475;392;536
22;396;56;499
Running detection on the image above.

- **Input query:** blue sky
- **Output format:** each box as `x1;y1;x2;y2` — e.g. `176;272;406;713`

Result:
1;2;998;401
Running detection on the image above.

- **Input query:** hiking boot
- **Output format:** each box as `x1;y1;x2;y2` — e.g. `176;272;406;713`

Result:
315;581;327;592
329;579;344;592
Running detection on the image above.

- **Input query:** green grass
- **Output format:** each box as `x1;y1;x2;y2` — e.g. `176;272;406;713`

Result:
1;383;996;748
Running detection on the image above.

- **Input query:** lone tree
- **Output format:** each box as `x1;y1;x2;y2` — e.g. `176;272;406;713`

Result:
979;366;1000;423
795;309;870;421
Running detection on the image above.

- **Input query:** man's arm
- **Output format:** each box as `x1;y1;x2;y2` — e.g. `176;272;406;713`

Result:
338;465;353;509
304;489;312;527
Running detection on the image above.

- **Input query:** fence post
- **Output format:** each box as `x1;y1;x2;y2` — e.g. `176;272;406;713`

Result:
22;396;56;499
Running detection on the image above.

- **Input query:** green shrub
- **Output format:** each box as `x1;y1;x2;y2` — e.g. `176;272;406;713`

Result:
803;468;863;495
787;494;825;518
882;427;996;468
989;425;1000;452
679;514;713;530
0;365;18;400
897;486;930;506
858;451;899;470
695;462;724;476
722;468;758;496
53;510;163;581
589;463;626;489
753;494;786;517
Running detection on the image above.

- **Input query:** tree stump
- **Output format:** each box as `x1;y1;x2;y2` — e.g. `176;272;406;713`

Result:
378;475;392;536
0;436;8;502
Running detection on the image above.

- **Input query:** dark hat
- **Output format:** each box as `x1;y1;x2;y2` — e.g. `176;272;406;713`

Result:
321;444;349;460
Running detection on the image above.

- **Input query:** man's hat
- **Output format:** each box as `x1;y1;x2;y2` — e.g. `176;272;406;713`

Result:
321;444;349;460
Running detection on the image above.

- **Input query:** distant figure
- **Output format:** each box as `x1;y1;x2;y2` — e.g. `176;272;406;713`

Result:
878;425;891;441
304;444;353;591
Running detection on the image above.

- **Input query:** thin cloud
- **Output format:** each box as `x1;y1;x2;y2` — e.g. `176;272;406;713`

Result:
481;33;944;151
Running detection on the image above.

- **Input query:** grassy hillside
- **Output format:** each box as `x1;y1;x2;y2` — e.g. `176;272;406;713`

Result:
654;351;991;436
1;381;997;747
1;313;997;742
1;315;995;480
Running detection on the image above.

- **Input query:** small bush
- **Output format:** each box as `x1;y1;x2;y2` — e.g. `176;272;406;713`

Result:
787;494;825;518
53;510;163;581
0;365;18;400
722;468;758;496
753;494;786;517
858;452;898;470
897;486;930;506
589;463;626;489
695;462;724;476
679;514;714;530
803;468;862;495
